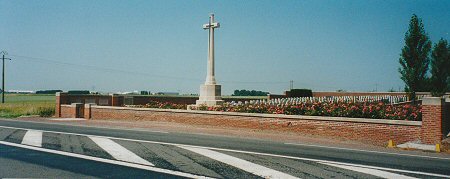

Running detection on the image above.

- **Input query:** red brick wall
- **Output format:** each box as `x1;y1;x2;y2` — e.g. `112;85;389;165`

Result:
69;95;111;105
57;93;263;106
312;92;432;97
421;105;443;144
130;96;263;105
90;107;421;145
57;94;448;145
60;105;76;118
132;96;198;105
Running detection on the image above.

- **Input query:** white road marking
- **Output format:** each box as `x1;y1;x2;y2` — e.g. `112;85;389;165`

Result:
284;142;448;160
88;136;154;166
180;146;298;179
197;145;450;178
0;141;211;179
0;119;169;133
21;130;42;147
320;162;418;179
1;125;449;178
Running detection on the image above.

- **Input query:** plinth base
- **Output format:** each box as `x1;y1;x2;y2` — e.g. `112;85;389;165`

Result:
195;84;224;106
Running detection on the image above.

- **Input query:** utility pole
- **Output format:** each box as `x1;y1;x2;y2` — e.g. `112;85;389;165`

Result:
289;80;294;90
1;51;12;103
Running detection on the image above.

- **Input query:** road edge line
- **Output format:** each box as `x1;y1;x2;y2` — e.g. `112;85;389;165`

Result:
284;142;447;160
0;141;211;179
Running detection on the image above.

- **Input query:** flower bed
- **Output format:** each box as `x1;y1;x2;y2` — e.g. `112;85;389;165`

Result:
128;100;421;121
191;101;422;121
126;101;187;110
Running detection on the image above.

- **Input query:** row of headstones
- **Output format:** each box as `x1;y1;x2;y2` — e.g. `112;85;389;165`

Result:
228;95;419;106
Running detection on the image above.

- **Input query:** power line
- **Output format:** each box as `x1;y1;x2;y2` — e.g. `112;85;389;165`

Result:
10;54;289;85
10;54;200;81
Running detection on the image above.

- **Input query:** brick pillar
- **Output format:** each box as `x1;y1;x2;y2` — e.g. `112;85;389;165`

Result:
421;97;444;144
84;104;91;119
111;94;121;106
55;92;68;117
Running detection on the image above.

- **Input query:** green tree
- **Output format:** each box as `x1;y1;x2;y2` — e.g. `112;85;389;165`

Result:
430;39;450;96
399;14;432;102
232;89;269;96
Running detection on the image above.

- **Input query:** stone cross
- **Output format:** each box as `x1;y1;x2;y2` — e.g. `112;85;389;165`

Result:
203;13;220;85
195;13;224;107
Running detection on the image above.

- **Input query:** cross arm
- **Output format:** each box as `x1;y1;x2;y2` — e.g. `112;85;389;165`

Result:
202;22;220;29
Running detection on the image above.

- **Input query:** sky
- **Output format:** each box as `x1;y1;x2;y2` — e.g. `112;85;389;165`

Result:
0;0;449;95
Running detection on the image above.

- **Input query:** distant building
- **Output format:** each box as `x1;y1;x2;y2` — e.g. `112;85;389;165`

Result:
7;90;34;94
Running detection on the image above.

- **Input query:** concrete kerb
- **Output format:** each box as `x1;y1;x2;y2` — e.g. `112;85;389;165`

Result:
91;106;422;126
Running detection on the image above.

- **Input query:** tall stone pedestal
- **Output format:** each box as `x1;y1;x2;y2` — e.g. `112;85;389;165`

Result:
196;84;224;106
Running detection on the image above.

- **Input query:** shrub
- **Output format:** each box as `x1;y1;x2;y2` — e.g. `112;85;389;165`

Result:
68;90;90;94
37;107;55;117
287;89;313;97
232;89;269;96
143;101;186;109
35;90;62;94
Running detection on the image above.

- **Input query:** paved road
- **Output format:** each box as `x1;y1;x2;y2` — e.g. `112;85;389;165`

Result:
0;119;449;178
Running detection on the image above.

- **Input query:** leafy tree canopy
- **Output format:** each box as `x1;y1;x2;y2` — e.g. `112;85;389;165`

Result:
398;14;432;101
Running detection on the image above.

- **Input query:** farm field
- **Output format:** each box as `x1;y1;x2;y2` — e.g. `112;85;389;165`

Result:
0;94;55;118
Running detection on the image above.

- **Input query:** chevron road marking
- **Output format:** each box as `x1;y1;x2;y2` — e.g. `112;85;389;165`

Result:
181;146;298;179
89;136;154;166
0;140;211;179
319;162;418;179
21;130;43;147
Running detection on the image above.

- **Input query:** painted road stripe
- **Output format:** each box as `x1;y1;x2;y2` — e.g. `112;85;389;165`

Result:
320;162;418;179
1;125;448;178
180;146;298;179
89;136;154;166
0;119;169;134
0;141;210;179
21;130;42;147
285;142;443;159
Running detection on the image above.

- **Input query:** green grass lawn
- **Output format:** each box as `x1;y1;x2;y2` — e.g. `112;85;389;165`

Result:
0;94;55;118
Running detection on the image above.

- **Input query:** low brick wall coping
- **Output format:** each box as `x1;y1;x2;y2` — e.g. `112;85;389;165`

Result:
91;106;422;126
422;97;444;106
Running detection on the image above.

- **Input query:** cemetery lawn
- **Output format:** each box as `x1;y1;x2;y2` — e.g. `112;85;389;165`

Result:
0;94;55;118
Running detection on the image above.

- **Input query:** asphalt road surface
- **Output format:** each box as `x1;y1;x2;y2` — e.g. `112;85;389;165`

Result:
0;119;449;178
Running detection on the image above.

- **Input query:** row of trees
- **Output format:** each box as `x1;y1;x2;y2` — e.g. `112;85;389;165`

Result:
232;89;269;96
399;14;450;101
